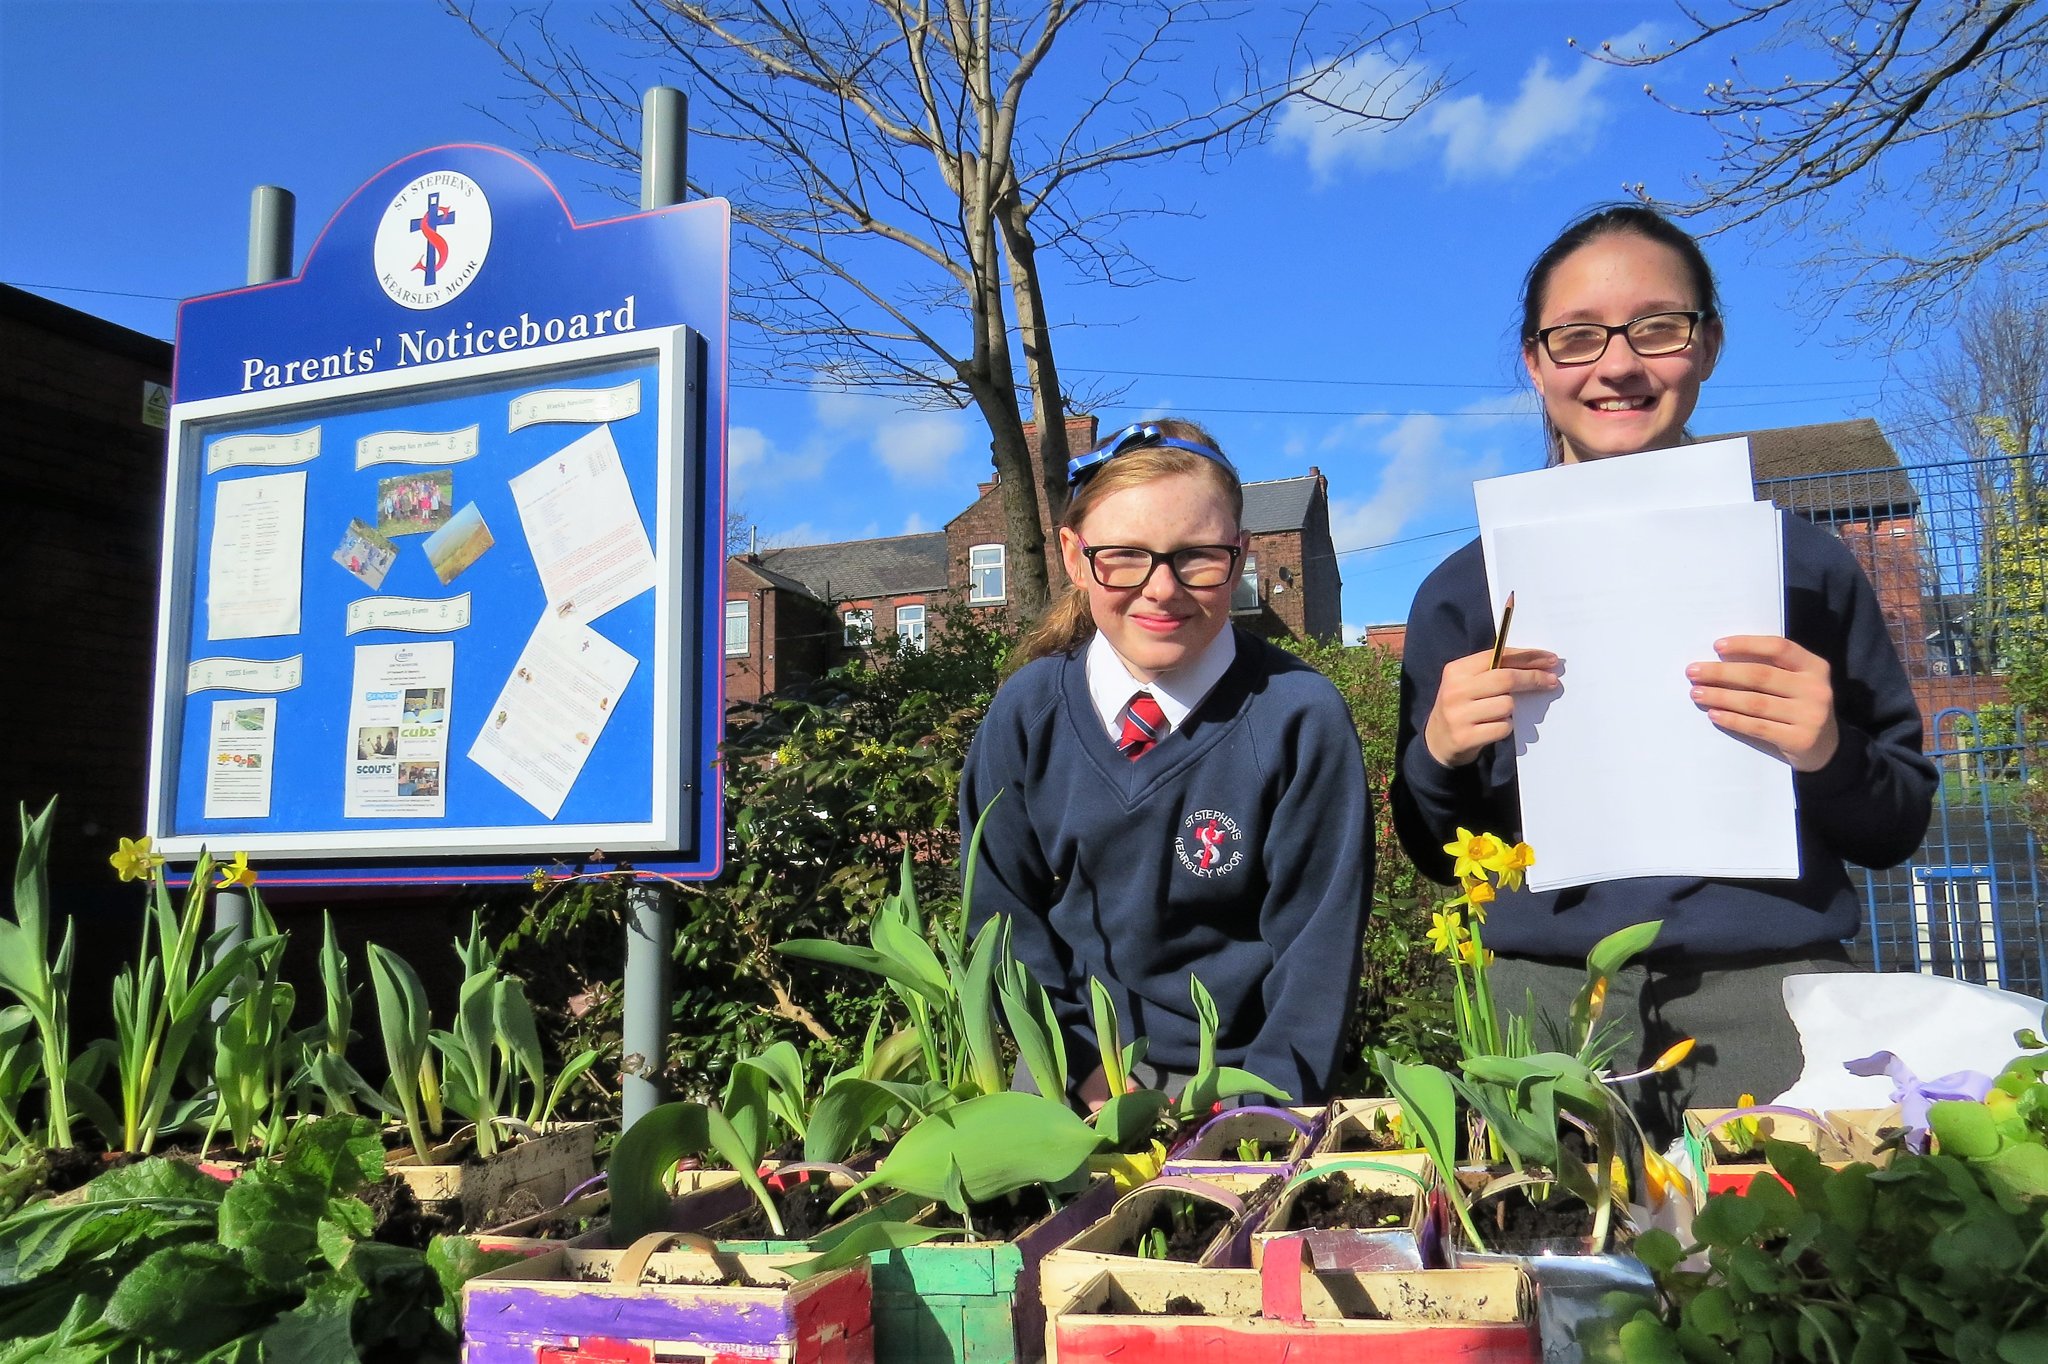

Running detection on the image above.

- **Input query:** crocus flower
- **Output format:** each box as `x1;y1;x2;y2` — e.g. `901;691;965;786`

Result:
110;836;164;883
1844;1050;1994;1153
216;851;258;889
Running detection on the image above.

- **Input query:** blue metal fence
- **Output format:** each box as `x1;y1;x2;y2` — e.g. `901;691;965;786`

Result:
1758;455;2046;998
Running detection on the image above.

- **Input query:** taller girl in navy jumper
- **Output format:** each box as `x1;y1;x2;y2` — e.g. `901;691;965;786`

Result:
1392;207;1935;1139
961;420;1372;1107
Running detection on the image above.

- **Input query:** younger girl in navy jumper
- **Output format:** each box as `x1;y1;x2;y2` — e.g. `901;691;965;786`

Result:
1392;208;1935;1140
961;420;1372;1106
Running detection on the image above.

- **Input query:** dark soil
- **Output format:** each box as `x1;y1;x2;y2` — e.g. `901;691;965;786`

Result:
1475;1188;1594;1243
963;1186;1054;1241
570;1260;783;1289
363;1176;463;1249
716;1181;846;1241
1124;1197;1232;1261
1164;1295;1207;1316
42;1147;143;1196
1286;1181;1410;1232
1334;1125;1410;1154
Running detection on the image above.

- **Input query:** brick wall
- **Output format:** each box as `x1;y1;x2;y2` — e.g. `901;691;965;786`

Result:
0;294;171;892
1834;516;1932;678
723;559;834;704
945;414;1098;608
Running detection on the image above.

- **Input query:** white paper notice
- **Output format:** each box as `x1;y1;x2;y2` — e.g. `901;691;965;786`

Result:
1488;500;1797;890
469;616;637;819
207;427;321;474
204;699;276;819
343;642;453;818
186;655;304;694
508;426;657;623
355;425;480;469
206;472;306;641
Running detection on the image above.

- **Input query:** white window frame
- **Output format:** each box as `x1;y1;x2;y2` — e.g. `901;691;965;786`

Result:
843;608;874;646
724;600;750;656
968;543;1006;603
896;603;928;651
1232;552;1261;614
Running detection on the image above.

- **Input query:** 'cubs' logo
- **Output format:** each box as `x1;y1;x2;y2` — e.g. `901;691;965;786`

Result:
373;171;494;310
1175;808;1246;880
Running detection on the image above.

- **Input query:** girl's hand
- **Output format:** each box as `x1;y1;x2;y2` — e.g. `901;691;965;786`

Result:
1687;635;1840;772
1074;1063;1138;1114
1424;646;1561;769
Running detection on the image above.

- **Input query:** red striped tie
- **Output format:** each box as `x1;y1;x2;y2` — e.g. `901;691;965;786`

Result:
1117;691;1167;761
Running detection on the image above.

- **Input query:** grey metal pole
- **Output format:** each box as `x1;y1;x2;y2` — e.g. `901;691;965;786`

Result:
620;86;690;1132
247;186;296;285
621;883;675;1128
641;88;688;210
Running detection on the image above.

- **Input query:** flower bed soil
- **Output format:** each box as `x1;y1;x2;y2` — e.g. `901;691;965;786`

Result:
1284;1181;1410;1233
1128;1196;1234;1262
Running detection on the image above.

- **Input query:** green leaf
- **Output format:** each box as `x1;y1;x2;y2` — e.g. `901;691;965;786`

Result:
1092;1089;1171;1152
958;917;1007;1098
860;1091;1101;1213
278;1113;385;1197
255;1277;363;1364
609;1101;784;1243
1089;978;1125;1098
218;1172;322;1288
102;1242;267;1352
805;1077;908;1165
1586;919;1662;979
425;1236;524;1335
1632;1227;1684;1276
1928;1100;2002;1158
780;1219;959;1280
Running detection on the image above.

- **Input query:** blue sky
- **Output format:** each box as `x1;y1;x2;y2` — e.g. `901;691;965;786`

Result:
2;0;1902;633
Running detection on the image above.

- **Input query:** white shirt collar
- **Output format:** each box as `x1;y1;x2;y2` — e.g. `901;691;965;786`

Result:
1083;626;1238;739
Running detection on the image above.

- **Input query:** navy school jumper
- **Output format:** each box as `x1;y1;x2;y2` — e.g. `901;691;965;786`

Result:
1391;512;1936;964
960;627;1373;1104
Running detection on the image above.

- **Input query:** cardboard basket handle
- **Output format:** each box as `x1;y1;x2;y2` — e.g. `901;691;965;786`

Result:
1258;1232;1316;1323
1111;1174;1246;1218
611;1230;727;1287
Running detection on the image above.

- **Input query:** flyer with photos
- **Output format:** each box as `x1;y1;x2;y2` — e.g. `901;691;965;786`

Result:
204;698;276;819
469;615;637;818
343;642;453;818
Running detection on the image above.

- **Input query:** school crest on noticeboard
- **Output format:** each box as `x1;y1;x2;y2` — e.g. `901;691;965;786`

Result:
373;171;494;311
1176;808;1245;880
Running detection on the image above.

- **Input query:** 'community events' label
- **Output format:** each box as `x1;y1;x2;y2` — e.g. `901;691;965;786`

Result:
355;424;480;469
345;594;473;636
508;380;642;431
186;655;305;694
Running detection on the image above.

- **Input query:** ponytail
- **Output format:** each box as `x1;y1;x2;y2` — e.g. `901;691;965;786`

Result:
1009;586;1095;674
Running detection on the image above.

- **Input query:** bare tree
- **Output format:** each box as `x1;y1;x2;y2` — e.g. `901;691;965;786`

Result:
1889;281;2048;670
446;0;1447;619
1587;1;2047;344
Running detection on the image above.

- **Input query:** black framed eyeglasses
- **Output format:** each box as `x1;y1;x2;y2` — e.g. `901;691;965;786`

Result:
1067;421;1237;487
1531;310;1706;366
1077;537;1241;590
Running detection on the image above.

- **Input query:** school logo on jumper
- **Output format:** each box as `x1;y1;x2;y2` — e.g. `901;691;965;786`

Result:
373;171;494;311
1175;808;1246;880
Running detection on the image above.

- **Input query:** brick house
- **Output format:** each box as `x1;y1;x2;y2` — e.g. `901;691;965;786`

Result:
0;285;171;887
941;413;1344;644
723;532;948;702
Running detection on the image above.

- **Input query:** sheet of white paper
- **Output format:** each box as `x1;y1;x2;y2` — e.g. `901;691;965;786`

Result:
206;471;306;640
203;698;276;819
468;616;637;819
1475;439;1753;616
343;642;453;818
1490;500;1798;889
508;426;657;623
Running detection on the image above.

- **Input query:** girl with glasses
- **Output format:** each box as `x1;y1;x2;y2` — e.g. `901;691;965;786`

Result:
961;417;1372;1107
1391;206;1935;1143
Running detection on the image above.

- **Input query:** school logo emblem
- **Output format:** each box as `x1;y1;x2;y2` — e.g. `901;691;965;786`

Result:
1175;808;1246;880
373;171;493;310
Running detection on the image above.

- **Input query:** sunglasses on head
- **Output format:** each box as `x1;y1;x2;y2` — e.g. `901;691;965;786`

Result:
1066;421;1236;488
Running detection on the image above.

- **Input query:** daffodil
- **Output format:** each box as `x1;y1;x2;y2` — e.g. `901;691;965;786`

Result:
216;851;258;889
1442;828;1506;883
1495;842;1536;891
110;836;164;883
1455;937;1494;969
1463;876;1496;922
1426;909;1467;958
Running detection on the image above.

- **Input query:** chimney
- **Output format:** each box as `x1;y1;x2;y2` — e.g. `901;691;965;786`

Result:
1309;464;1327;496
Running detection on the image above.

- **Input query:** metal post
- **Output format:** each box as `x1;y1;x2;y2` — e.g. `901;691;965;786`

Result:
208;186;293;956
620;86;689;1133
247;186;296;285
641;88;688;210
622;883;675;1128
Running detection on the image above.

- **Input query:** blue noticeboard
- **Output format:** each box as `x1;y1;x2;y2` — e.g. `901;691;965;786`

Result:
146;145;728;886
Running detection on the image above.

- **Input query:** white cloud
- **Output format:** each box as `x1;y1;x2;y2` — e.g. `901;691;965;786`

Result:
873;411;967;483
726;423;830;499
1279;29;1652;183
1320;395;1532;555
903;510;930;534
1341;622;1367;646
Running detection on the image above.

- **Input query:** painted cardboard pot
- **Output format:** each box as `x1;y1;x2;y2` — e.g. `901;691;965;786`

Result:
1315;1098;1421;1156
1249;1154;1436;1272
1047;1239;1538;1363
1040;1173;1283;1317
1160;1106;1322;1177
461;1232;874;1364
386;1120;598;1229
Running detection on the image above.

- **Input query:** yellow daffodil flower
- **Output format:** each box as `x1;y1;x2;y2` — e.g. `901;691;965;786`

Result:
1455;937;1495;969
1642;1147;1692;1210
1442;828;1505;883
1463;877;1496;922
1495;842;1536;891
216;851;258;889
109;836;164;883
1648;1037;1696;1074
1426;909;1467;958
